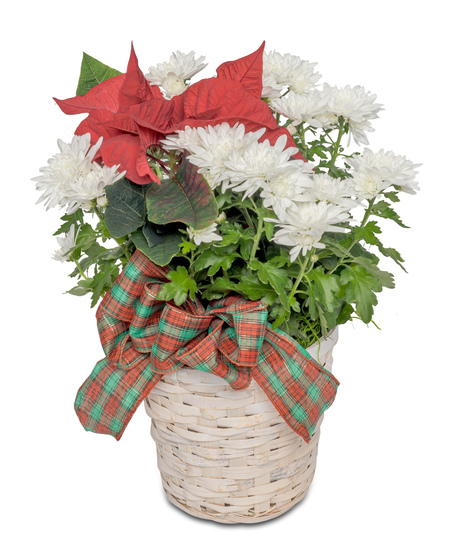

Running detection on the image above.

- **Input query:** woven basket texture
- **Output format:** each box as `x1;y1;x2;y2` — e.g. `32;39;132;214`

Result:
144;329;338;523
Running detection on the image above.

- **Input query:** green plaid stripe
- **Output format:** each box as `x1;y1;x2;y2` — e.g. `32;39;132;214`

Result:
75;250;339;442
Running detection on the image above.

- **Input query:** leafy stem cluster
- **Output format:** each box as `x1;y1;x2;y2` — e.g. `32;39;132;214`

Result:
57;113;410;348
53;208;132;307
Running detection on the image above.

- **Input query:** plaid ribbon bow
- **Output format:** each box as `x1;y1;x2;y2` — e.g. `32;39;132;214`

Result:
75;250;339;442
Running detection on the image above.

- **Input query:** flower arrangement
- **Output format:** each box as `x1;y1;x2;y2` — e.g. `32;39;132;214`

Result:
34;43;419;352
33;44;420;523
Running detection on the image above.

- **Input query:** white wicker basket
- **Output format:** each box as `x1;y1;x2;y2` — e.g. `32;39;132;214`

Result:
144;328;338;523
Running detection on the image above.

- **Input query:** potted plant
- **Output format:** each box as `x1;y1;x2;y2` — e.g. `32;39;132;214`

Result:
33;42;419;523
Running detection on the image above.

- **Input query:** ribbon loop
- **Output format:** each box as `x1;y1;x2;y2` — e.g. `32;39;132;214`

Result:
75;250;339;442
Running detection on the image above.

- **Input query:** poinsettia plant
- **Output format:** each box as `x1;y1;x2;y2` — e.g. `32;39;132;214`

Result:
34;42;419;348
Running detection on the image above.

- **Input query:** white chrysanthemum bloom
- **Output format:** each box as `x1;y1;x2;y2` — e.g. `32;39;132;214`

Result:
162;126;203;152
145;51;207;98
301;173;359;209
185;123;266;190
349;148;421;196
66;162;124;213
270;202;350;261
34;135;102;210
315;84;383;144
160;74;189;98
259;164;314;220
262;51;321;98
270;90;328;127
34;134;125;213
52;224;79;263
346;167;385;199
187;223;222;245
224;135;301;198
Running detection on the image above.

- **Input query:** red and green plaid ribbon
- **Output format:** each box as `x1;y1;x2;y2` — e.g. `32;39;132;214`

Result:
75;250;339;442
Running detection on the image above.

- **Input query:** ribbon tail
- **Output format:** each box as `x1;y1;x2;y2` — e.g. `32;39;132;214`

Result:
252;332;339;443
74;356;161;440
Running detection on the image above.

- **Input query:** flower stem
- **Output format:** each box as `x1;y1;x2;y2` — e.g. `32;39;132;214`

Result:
329;121;345;166
249;216;264;263
117;238;132;261
147;153;169;174
72;257;88;280
94;206;105;221
290;255;311;300
360;198;376;228
242;207;254;229
328;198;376;274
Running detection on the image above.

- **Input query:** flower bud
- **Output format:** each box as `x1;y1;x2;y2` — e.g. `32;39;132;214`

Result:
287;124;297;136
216;211;227;224
97;195;108;207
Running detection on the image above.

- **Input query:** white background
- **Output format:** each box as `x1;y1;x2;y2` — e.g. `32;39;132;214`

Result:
2;1;464;556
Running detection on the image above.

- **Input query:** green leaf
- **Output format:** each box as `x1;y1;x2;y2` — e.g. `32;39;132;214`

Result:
350;242;379;262
67;278;93;297
217;223;242;247
53;210;83;236
142;223;164;247
105;178;147;238
239;229;255;260
320;235;353;259
269;304;289;329
353;221;382;245
236;275;277;302
377;245;407;272
319;255;339;270
383;191;400;203
146;159;217;230
306;267;340;312
193;249;240;276
90;262;120;307
79;243;107;272
336;302;355;325
372;200;409;228
201;277;237;300
352;257;395;289
74;224;97;252
99;247;125;262
339;265;382;323
179;239;197;254
76;53;121;96
132;230;181;266
264;219;275;241
157;266;197;306
316;302;330;338
249;261;292;311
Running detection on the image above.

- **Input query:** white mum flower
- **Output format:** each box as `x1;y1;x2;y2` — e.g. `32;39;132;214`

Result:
347;167;385;199
52;224;79;263
185;123;265;189
315;84;383;144
224;135;300;198
270;90;328;127
34;135;101;210
270;202;350;261
33;134;125;213
145;51;207;98
162;126;203;152
301;173;359;209
187;223;222;245
349;148;421;196
160;75;189;98
259;164;314;220
66;162;124;213
262;51;321;98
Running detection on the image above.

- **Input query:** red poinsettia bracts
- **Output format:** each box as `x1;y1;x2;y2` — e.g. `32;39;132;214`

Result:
54;42;304;185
